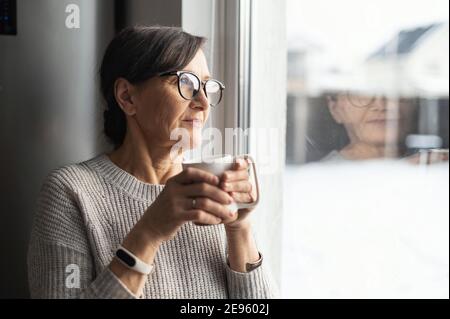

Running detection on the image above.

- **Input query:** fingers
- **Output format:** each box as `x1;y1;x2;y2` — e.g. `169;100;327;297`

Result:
184;210;224;225
220;158;254;201
222;168;248;183
188;197;235;221
235;157;250;169
221;159;249;182
229;191;254;204
173;167;219;186
183;182;233;205
221;180;252;193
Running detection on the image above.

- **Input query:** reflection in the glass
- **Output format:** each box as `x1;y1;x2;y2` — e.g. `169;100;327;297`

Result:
323;93;418;161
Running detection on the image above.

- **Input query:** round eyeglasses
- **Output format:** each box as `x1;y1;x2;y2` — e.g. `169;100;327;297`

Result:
159;71;225;107
346;91;377;108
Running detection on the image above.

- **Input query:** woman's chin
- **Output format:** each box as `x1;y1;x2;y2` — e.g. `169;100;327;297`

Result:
181;120;204;129
190;138;202;149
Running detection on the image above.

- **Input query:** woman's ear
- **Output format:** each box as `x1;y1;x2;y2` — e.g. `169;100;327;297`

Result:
114;78;137;116
327;95;344;125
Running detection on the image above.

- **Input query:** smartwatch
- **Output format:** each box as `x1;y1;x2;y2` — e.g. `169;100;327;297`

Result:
245;252;263;272
227;252;263;272
115;245;155;275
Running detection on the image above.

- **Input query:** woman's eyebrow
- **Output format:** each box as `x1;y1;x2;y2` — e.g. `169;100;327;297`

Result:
183;69;212;81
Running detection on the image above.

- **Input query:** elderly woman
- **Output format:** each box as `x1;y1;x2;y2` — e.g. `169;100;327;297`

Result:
322;92;418;161
322;92;449;164
27;26;275;299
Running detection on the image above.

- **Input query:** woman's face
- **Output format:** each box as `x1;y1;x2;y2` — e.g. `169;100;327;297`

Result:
328;93;416;147
132;49;211;150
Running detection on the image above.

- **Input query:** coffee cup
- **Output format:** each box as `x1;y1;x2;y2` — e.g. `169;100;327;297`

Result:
182;154;260;213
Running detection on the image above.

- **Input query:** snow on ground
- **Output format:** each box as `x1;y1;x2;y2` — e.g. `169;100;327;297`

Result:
281;160;449;298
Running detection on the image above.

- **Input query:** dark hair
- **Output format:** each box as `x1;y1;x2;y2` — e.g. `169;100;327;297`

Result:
100;26;206;148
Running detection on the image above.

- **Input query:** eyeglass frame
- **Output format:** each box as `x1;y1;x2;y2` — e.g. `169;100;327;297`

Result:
159;70;226;107
345;91;378;108
329;91;379;108
345;92;415;108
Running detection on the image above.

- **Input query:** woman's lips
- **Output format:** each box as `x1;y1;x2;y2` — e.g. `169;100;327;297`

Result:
367;118;400;124
182;119;203;127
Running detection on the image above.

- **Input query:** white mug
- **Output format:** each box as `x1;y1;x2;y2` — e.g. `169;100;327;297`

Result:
182;154;260;212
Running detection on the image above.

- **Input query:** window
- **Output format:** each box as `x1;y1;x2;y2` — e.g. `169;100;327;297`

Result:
183;0;286;292
283;0;449;298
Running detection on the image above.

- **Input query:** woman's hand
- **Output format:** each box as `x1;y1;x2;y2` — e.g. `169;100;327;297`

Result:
406;150;449;165
112;167;237;297
220;157;258;231
140;167;237;243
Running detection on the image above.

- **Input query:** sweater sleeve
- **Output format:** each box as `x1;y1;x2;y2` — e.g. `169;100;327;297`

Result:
225;262;278;299
223;227;279;299
27;169;137;299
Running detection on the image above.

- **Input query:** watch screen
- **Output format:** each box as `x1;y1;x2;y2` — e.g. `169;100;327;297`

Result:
116;249;136;267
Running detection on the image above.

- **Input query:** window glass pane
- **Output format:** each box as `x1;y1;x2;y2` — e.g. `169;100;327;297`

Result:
284;0;449;298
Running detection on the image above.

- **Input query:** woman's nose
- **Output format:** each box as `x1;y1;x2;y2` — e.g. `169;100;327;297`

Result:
369;96;388;111
190;88;210;110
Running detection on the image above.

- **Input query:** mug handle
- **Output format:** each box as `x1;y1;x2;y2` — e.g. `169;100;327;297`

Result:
233;154;260;209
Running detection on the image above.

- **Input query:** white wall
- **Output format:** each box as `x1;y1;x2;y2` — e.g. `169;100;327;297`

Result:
124;0;182;26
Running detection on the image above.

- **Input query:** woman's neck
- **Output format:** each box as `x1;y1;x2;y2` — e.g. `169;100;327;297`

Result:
340;141;401;160
108;136;183;185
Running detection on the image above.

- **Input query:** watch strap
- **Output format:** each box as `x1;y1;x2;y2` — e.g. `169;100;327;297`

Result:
115;245;154;275
245;252;263;272
227;252;263;273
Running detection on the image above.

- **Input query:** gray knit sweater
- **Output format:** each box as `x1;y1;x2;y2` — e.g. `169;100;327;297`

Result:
27;154;275;299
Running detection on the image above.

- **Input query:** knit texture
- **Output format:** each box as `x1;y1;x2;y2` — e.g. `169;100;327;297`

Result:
27;154;275;299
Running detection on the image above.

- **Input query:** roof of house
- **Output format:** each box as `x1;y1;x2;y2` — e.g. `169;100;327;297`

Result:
368;23;442;59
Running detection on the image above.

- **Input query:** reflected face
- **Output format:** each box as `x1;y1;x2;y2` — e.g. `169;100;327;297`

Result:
133;49;211;150
328;93;417;147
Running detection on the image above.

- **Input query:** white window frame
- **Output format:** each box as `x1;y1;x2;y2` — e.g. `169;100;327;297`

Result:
247;0;287;289
183;0;287;288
